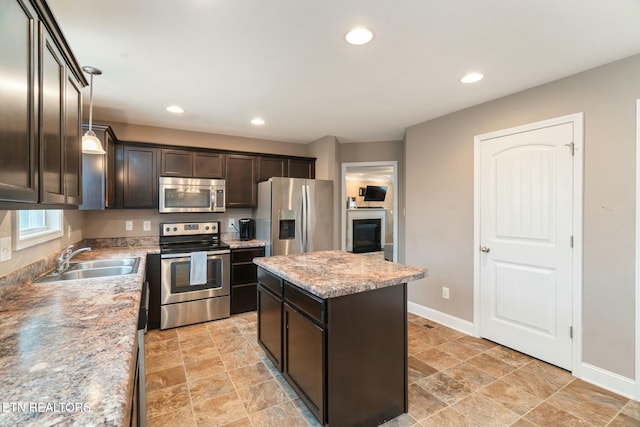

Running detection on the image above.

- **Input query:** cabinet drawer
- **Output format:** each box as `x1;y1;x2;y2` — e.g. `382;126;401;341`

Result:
257;267;283;297
232;263;257;285
232;247;264;263
284;281;325;325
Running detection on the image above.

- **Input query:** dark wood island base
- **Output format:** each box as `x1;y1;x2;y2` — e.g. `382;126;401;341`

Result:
257;266;410;426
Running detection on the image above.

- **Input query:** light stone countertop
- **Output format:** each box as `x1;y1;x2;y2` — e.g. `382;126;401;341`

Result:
253;250;426;299
0;246;158;426
223;238;266;249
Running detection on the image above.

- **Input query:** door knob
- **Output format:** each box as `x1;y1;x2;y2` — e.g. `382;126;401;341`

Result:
480;246;490;253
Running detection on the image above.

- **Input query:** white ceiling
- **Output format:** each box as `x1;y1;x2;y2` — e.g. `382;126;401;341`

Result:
49;0;640;144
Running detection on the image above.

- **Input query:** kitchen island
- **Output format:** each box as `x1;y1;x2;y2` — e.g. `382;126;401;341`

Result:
253;250;426;426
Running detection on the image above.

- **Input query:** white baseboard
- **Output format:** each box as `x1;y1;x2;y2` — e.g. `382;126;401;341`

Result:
407;301;474;336
407;301;638;400
580;363;636;400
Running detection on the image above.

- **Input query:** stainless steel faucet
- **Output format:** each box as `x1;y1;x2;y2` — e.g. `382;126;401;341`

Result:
55;245;92;273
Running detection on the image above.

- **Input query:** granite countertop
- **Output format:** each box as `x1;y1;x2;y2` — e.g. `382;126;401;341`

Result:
0;246;158;426
223;238;266;249
253;250;426;299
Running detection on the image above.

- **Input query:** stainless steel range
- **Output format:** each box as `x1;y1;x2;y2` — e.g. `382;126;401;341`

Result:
159;221;230;329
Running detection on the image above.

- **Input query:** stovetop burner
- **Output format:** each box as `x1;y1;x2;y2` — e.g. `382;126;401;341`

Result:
160;221;229;254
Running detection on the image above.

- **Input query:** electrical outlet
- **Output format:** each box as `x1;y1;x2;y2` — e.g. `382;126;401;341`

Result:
67;225;71;239
0;236;11;262
442;286;450;300
228;218;235;229
143;220;151;231
125;220;133;231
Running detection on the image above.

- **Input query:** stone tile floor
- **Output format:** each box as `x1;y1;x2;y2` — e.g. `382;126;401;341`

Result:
144;311;640;426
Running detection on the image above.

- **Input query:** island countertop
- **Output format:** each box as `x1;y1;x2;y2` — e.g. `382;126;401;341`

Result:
253;250;426;299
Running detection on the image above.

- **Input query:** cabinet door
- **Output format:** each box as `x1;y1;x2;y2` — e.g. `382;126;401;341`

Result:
0;0;38;203
257;285;283;370
121;145;158;208
64;74;82;205
288;158;315;179
226;154;257;207
161;149;192;177
105;129;116;207
194;152;224;178
283;303;325;424
231;283;257;314
40;26;66;204
258;156;288;182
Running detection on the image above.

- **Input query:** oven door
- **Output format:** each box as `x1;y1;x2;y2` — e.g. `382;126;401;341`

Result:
160;251;230;304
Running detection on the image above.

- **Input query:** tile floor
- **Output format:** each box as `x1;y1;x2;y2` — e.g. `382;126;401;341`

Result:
144;311;640;427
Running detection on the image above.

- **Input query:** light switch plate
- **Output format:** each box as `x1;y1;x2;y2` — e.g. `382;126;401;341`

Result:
0;236;12;262
143;220;151;231
125;220;133;231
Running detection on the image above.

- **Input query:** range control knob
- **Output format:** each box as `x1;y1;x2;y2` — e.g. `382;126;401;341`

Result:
165;227;170;233
173;227;178;232
205;226;210;231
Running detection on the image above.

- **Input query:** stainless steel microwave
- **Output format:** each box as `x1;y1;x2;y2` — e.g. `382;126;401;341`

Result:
159;177;226;213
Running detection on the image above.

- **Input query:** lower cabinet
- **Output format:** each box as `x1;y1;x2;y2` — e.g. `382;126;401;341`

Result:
257;267;407;427
146;253;161;330
257;283;283;370
283;302;325;423
230;247;264;314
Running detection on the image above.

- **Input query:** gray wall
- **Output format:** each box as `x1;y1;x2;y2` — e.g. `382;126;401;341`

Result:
405;54;640;379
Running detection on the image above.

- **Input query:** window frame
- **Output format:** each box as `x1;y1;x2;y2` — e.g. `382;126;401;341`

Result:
13;210;63;250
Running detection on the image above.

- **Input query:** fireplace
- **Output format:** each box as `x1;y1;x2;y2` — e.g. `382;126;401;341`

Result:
352;219;382;253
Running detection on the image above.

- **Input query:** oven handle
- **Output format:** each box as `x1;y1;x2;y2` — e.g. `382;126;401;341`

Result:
161;250;230;259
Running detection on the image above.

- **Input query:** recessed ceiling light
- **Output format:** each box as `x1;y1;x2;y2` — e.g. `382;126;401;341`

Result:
460;72;484;84
166;105;184;113
251;117;265;126
345;28;373;45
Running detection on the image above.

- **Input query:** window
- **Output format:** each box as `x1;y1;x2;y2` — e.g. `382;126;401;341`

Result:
14;210;63;250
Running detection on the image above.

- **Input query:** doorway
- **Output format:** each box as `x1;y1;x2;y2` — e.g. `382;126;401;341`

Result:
473;114;583;372
341;161;398;262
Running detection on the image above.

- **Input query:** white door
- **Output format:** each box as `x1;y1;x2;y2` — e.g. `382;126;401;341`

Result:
478;120;576;370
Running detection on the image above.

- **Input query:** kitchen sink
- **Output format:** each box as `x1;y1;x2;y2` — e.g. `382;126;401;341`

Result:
68;258;139;271
34;258;140;283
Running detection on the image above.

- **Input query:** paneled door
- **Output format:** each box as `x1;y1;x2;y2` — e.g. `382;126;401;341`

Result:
477;116;580;370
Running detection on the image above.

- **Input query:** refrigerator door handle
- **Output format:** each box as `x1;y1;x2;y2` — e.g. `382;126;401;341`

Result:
300;184;307;253
304;184;310;252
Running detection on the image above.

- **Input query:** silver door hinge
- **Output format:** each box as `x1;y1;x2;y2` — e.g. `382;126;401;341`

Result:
570;326;573;339
565;142;575;156
570;236;574;248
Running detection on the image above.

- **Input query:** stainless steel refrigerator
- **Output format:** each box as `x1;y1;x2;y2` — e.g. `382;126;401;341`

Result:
255;177;333;256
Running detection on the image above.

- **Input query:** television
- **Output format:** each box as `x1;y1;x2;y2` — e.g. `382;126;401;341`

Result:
363;185;387;202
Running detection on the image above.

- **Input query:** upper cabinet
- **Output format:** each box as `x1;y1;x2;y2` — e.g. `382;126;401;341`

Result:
117;144;159;209
288;158;315;179
161;148;225;178
0;0;87;207
258;156;288;182
225;154;257;208
0;0;39;203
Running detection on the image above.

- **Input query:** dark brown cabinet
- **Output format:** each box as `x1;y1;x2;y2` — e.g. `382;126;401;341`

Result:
258;156;288;182
225;154;257;207
194;152;225;178
257;267;408;426
40;28;66;204
283;300;326;424
63;74;83;205
0;0;86;207
117;144;159;209
161;149;225;178
0;0;38;203
288;158;315;179
230;247;264;314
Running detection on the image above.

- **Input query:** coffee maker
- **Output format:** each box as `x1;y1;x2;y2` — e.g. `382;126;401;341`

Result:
238;218;255;241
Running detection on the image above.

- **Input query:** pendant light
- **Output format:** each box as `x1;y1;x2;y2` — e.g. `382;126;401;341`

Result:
81;66;106;154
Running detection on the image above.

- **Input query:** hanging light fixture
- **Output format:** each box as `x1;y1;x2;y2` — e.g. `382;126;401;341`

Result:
81;66;106;154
